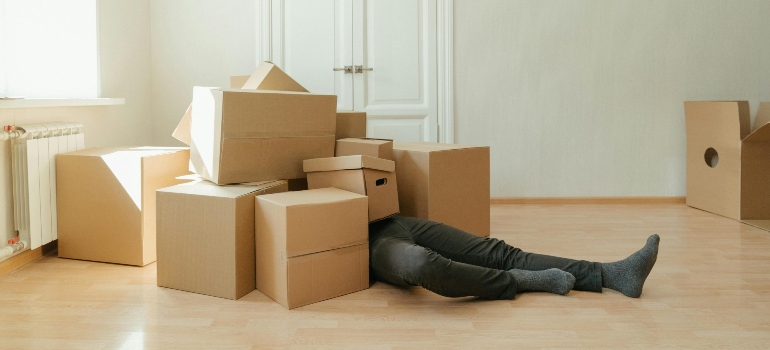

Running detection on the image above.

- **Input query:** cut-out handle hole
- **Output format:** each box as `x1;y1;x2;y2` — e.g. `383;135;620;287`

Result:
375;178;387;186
704;147;719;168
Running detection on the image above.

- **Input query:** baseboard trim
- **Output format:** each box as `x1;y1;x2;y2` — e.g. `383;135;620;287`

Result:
0;240;57;278
491;197;687;205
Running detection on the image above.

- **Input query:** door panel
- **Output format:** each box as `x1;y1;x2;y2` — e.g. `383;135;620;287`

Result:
354;0;437;142
271;0;353;110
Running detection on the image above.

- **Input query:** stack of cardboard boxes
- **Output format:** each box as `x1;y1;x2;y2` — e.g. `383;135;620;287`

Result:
54;62;491;309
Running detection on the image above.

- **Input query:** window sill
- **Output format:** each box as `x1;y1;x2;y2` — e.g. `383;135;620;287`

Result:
0;98;125;109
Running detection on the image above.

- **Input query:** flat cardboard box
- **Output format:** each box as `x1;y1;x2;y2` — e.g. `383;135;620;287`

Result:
156;180;287;300
392;142;491;237
304;156;399;222
336;111;367;140
255;188;369;309
684;101;770;231
188;87;336;184
56;147;191;266
335;138;393;160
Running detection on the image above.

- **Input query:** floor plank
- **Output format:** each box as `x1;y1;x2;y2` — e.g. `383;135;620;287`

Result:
1;204;769;349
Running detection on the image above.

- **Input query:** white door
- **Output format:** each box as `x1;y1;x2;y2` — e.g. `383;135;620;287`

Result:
262;0;441;143
353;0;437;143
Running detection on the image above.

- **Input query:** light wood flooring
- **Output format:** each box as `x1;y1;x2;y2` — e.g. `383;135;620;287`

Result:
2;204;770;349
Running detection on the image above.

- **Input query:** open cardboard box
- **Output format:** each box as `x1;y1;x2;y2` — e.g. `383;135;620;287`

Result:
172;62;336;185
684;101;770;231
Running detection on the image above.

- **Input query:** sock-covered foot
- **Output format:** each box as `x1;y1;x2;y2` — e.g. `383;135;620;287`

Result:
601;234;660;298
509;268;575;295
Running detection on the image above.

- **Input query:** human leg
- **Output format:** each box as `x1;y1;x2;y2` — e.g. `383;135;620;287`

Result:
391;216;602;292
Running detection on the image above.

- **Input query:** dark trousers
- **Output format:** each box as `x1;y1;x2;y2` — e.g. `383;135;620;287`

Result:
369;216;603;300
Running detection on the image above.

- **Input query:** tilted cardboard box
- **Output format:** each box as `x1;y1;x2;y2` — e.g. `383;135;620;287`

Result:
255;188;369;309
304;155;399;222
188;87;336;184
56;147;191;266
684;101;770;231
336;111;367;140
156;180;287;300
335;138;393;160
392;142;491;237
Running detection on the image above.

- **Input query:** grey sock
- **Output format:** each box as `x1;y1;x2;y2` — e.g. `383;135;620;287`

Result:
601;234;660;298
509;268;576;295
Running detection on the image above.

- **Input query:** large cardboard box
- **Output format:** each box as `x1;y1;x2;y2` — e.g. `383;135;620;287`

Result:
187;87;336;184
304;155;399;222
336;111;367;140
255;188;369;309
684;101;770;231
56;147;190;266
392;142;491;237
335;138;393;160
156;180;287;300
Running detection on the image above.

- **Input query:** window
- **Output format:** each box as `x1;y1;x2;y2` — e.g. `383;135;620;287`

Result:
0;0;98;99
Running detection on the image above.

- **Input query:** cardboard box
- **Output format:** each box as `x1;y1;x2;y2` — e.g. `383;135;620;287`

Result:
684;101;770;231
156;180;287;300
335;138;393;160
255;188;369;309
336;111;367;140
287;178;308;192
187;87;336;184
56;147;190;266
304;155;399;222
229;75;250;89
392;142;491;237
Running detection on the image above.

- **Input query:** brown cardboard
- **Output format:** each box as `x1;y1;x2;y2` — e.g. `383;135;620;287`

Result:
189;88;336;184
335;138;393;160
173;61;309;146
684;101;770;231
156;180;287;300
255;188;369;309
304;156;399;222
336;111;367;140
229;75;250;89
56;147;190;266
392;142;491;237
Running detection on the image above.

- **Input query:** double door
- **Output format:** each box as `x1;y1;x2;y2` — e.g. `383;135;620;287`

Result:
260;0;438;142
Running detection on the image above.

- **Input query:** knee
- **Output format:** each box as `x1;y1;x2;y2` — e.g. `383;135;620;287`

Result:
371;244;442;285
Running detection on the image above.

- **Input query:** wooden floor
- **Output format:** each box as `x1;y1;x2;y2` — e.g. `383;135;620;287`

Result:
2;204;770;349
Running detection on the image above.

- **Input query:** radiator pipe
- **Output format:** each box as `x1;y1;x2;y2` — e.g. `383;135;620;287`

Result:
0;240;29;261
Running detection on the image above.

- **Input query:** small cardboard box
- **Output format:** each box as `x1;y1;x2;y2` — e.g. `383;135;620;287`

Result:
336;111;367;140
56;147;191;266
684;101;770;231
304;155;399;222
255;188;369;309
392;142;491;237
335;138;393;160
156;180;287;300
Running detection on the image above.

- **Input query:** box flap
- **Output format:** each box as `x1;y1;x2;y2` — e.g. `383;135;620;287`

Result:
230;75;250;89
241;61;308;92
158;179;287;198
172;104;193;146
684;101;751;141
753;102;770;133
257;187;366;207
304;155;395;173
393;142;488;153
744;123;770;142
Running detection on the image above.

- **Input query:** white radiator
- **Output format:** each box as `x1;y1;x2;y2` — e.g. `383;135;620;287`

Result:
8;123;85;250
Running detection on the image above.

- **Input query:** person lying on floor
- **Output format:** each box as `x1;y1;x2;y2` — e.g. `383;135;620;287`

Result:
369;215;659;299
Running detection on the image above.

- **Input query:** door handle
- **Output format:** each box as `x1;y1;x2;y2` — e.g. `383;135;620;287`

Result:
354;65;373;73
333;65;353;74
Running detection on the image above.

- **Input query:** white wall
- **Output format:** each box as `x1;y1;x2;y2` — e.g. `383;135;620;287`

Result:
0;0;154;245
454;0;770;197
150;0;257;145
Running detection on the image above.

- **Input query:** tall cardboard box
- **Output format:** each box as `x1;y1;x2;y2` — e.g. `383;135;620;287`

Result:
336;111;367;140
56;147;190;266
392;142;491;237
335;138;393;160
684;101;770;231
304;155;399;222
157;180;288;300
255;188;369;309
